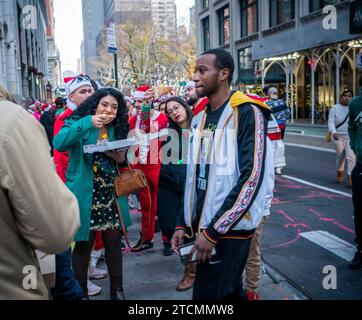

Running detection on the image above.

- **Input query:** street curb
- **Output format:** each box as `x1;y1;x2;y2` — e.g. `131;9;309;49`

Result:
262;257;314;300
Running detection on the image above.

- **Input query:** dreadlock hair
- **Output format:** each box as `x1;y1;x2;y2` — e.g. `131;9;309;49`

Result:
72;87;129;140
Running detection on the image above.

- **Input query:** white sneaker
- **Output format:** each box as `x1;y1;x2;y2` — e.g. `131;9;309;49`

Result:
275;168;282;175
128;194;137;209
87;280;102;296
89;267;107;280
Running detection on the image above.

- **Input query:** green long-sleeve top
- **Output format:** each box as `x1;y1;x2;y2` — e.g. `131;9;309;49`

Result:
348;88;362;165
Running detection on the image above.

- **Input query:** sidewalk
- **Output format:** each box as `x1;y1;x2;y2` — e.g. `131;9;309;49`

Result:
91;210;308;301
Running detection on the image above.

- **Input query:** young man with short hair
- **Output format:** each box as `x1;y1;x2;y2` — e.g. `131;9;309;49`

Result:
172;49;274;300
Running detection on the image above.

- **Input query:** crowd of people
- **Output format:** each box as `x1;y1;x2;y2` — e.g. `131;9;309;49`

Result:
1;48;361;301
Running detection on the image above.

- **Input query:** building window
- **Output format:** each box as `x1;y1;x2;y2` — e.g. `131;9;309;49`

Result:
201;0;209;9
202;16;210;51
270;0;295;27
218;5;230;46
238;47;253;71
241;0;258;37
309;0;340;13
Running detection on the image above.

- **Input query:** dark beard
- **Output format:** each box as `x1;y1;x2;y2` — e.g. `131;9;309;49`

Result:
187;96;199;106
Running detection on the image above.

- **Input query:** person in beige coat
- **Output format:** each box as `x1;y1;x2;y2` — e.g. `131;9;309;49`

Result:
0;85;80;300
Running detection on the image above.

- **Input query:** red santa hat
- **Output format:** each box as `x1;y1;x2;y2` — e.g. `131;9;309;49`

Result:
64;74;92;97
133;85;150;100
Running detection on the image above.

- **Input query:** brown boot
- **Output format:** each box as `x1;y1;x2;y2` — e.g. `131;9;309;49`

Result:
176;263;196;292
348;176;353;188
336;171;344;184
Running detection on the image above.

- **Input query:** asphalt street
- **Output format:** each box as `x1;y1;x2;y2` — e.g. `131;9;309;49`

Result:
261;133;362;300
89;132;361;301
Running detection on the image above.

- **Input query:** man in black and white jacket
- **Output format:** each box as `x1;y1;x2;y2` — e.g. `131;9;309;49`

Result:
171;49;274;300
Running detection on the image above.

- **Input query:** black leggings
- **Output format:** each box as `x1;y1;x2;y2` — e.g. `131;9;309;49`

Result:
72;229;123;296
157;187;183;242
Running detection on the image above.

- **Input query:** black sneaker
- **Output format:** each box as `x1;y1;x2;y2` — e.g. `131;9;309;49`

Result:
163;242;174;256
131;238;154;252
348;251;362;270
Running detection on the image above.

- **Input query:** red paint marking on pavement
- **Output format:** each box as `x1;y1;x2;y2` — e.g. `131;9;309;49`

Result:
309;208;355;234
284;223;309;229
276;177;302;189
309;208;322;217
333;222;355;234
277;209;295;222
272;197;292;205
270;228;303;249
299;191;342;200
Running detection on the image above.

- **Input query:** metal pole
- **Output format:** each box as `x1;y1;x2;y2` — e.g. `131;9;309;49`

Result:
290;59;294;124
353;48;357;95
114;53;119;89
262;60;265;89
323;65;326;122
311;61;315;125
335;48;340;104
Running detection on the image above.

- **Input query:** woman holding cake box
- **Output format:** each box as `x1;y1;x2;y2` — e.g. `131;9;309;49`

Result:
53;87;132;300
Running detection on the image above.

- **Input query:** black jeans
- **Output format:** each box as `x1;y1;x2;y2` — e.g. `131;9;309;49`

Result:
352;163;362;252
50;248;84;300
193;238;251;300
157;187;183;242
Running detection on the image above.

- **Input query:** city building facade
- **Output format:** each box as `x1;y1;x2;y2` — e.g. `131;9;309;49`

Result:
45;0;61;97
195;0;361;123
81;0;115;78
0;0;51;103
151;0;177;40
114;0;152;25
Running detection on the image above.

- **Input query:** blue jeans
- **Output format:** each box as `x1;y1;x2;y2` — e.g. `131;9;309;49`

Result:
50;248;84;300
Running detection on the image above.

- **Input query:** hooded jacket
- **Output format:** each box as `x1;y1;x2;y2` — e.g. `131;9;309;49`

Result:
179;91;274;243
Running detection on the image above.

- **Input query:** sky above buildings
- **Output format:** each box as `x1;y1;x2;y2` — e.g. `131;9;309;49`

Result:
54;0;195;76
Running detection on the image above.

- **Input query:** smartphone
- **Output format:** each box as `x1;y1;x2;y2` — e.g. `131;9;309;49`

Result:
178;242;216;265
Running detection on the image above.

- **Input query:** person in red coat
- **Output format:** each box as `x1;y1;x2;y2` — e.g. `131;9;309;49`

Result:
128;86;169;252
51;75;94;300
53;75;93;182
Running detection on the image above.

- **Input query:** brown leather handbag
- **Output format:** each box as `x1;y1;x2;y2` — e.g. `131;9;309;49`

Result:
113;162;152;248
114;162;148;197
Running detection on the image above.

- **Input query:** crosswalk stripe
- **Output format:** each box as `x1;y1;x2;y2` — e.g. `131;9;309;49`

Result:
300;230;356;262
285;142;335;153
282;175;352;198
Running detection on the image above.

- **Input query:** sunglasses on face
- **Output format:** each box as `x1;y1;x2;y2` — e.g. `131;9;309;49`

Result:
70;75;91;86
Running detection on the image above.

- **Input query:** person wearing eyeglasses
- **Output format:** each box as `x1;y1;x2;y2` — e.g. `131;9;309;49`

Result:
157;97;197;291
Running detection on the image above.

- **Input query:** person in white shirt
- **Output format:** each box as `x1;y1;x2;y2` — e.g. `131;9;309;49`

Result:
328;90;356;187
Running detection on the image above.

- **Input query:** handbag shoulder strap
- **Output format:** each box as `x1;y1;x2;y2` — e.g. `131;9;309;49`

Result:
114;194;132;248
336;114;349;129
